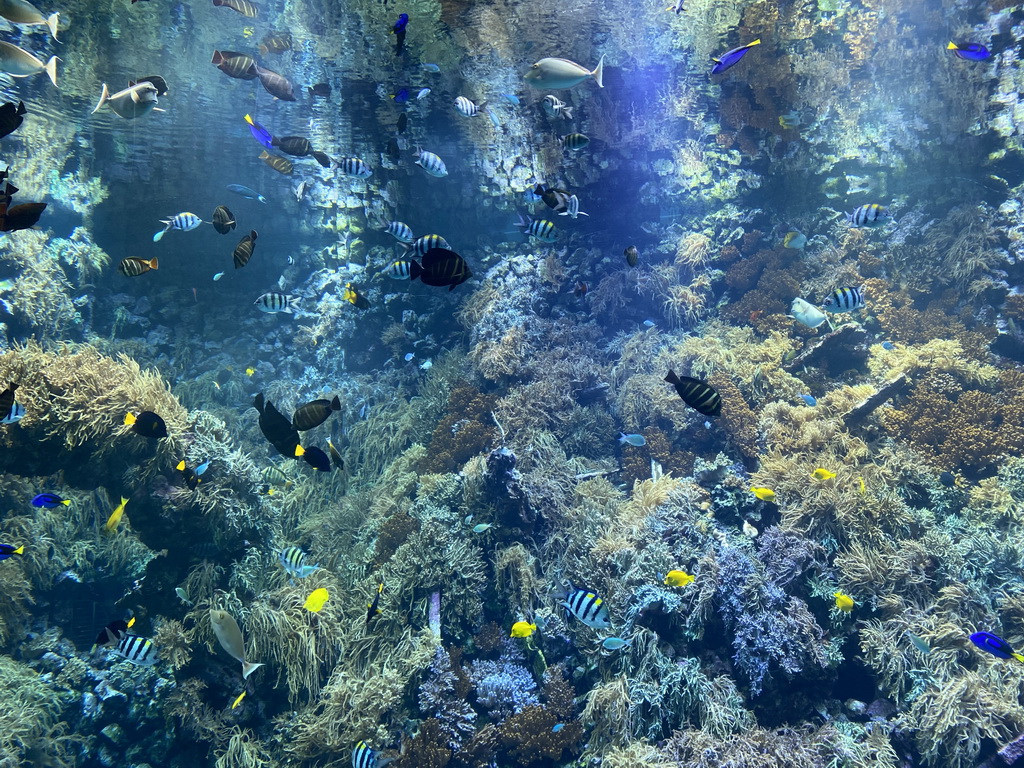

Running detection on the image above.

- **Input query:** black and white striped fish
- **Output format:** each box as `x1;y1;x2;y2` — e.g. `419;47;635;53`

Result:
352;741;392;768
0;401;24;424
115;634;159;666
338;157;373;178
414;149;447;177
279;546;318;579
384;221;415;243
560;586;610;628
405;234;451;256
255;292;301;314
454;96;480;117
822;285;865;313
542;95;573;120
385;260;412;279
846;204;887;227
153;212;202;242
557;194;588;220
517;214;557;243
559;133;590;151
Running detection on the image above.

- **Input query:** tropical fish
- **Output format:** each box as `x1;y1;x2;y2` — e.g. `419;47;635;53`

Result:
573;281;588;298
365;582;384;625
0;100;25;139
0;0;59;40
664;371;721;416
118;257;158;277
454;96;480;117
502;93;519;105
907;631;930;654
32;493;69;508
308;82;331;99
0;201;45;232
624;245;639;267
384;221;414;243
231;691;246;709
104;496;129;532
560;133;589;151
789;297;828;329
970;631;1024;662
405;234;450;256
212;205;235;234
552;723;565;732
391;12;408;33
391;88;410;104
326;439;344;470
811;468;836;481
0;41;57;86
280;546;318;578
947;41;990;61
255;292;301;314
663;570;694;587
510;621;536;638
92;82;159;119
799;393;817;406
750;486;776;502
256;66;296;101
253;393;304;457
536;184;572;212
602;637;631;650
542;94;573;120
472;523;492;532
782;230;806;249
338;157;373;178
210;608;263;679
212;50;258;80
212;0;258;18
213;272;225;281
0;401;25;424
618;433;646;447
304;587;329;612
115;634;159;666
344;282;371;310
560;586;611;628
176;588;192;605
233;230;258;269
153;212;202;243
939;471;957;488
557;194;588;219
0;543;22;560
293;395;341;431
778;111;802;130
272;135;315;157
410;248;471;290
881;341;895;350
518;214;557;242
386;261;412;279
259;150;293;175
421;63;440;73
259;31;292;55
416;87;430;99
485;105;502;128
822;286;865;313
710;39;760;75
352;741;388;768
414;149;447;177
93;617;133;651
124;411;167;438
834;592;854;612
847;203;887;227
176;459;201;490
262;465;292;489
226;184;267;203
525;56;605;90
244;113;273;149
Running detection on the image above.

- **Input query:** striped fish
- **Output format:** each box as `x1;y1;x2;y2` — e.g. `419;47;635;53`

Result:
115;634;159;666
338;157;372;178
0;401;24;424
259;150;293;175
386;260;411;279
405;234;450;256
255;292;301;314
847;203;887;227
352;741;390;768
153;212;202;242
118;257;158;277
414;149;447;177
559;133;590;151
261;464;291;486
233;230;258;269
561;586;611;628
279;546;318;579
518;215;557;243
212;205;235;234
454;96;479;116
384;221;414;243
822;285;865;313
213;0;259;17
664;370;721;416
211;50;259;80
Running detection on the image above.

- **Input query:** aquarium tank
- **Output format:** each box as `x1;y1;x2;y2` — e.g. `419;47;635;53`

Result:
3;0;1024;765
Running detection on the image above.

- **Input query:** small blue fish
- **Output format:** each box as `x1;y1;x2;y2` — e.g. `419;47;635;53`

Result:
416;88;431;100
392;88;409;103
213;272;225;281
226;184;267;204
711;39;761;75
601;637;631;650
947;41;990;61
472;523;492;533
907;631;930;654
552;723;565;733
502;93;520;105
485;106;502;128
32;493;69;509
391;13;409;34
243;114;273;150
404;353;415;362
421;63;440;73
881;341;895;350
618;432;646;447
643;319;656;328
970;631;1024;662
195;460;211;476
799;394;817;407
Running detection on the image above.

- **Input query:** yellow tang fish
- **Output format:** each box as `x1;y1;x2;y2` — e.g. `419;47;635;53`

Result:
246;367;256;377
858;476;866;495
303;587;330;612
664;569;694;588
231;691;246;710
750;486;776;503
510;620;536;638
834;592;854;612
811;468;836;481
104;496;129;532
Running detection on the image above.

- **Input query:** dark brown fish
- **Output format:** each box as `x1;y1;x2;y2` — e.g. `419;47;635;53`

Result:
664;370;721;416
0;383;16;422
312;151;331;168
308;83;331;99
256;66;296;101
130;75;168;96
0;202;45;231
254;393;303;458
211;50;258;80
0;101;25;139
118;257;158;276
233;230;257;269
410;247;471;291
212;0;259;18
292;395;340;431
624;245;638;267
0;180;18;206
212;205;235;235
259;150;292;174
272;136;312;156
259;32;291;55
540;186;570;212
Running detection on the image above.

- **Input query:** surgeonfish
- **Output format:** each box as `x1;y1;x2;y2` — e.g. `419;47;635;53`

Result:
414;149;447;177
847;203;887;227
0;384;17;423
822;286;865;313
115;633;159;666
663;570;694;587
32;493;69;508
0;0;59;40
366;582;383;625
212;205;235;234
0;543;23;560
176;459;201;490
259;31;292;55
303;587;330;612
0;100;26;139
226;183;267;203
244;113;273;149
93;617;134;651
0;41;57;86
212;50;259;80
259;150;293;175
525;56;605;90
326;439;344;470
410;248;471;290
789;297;827;329
280;546;318;578
255;292;301;314
233;230;258;269
153;212;202;242
231;691;246;709
104;496;130;532
210;609;263;679
292;395;341;431
92;82;160;119
664;370;721;416
510;621;536;638
212;0;259;18
834;592;854;612
253;393;304;457
947;41;991;61
560;585;611;628
710;39;761;75
124;411;168;438
256;66;296;100
970;631;1024;662
118;257;158;277
750;486;776;502
811;468;837;481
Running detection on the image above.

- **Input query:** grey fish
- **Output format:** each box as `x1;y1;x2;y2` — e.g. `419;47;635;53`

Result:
92;82;159;119
0;41;57;86
210;609;263;679
0;0;58;40
525;56;604;90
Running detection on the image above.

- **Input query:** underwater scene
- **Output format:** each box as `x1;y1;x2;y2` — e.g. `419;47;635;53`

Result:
6;0;1024;765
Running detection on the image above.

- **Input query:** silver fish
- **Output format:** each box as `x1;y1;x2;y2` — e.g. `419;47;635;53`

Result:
92;82;159;119
0;41;56;86
525;56;604;90
0;0;58;39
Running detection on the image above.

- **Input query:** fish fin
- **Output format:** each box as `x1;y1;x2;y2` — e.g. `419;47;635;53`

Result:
12;545;23;555
44;56;58;88
124;413;136;425
592;55;604;88
748;39;762;47
330;395;340;410
947;41;958;50
294;445;305;457
61;499;70;506
148;257;158;270
152;107;166;113
46;12;59;42
91;82;109;114
409;260;422;281
562;106;573;120
244;113;255;126
1014;653;1024;663
176;460;186;470
241;661;263;679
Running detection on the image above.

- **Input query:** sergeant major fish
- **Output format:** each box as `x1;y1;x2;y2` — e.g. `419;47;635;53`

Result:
414;149;447;177
280;546;318;579
559;585;611;628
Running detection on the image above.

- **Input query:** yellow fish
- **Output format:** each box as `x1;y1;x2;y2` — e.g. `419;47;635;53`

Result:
664;569;694;587
303;587;330;612
231;691;246;710
750;486;776;503
811;468;836;481
245;367;255;377
104;496;129;533
857;476;866;495
834;592;854;612
510;620;537;638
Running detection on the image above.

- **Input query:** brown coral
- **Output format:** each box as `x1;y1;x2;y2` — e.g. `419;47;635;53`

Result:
420;385;498;474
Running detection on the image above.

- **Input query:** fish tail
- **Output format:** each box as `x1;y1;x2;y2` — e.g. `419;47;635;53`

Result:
241;661;263;679
44;56;58;88
148;257;158;269
330;395;341;411
61;499;70;506
1014;653;1024;664
749;39;762;47
947;41;958;50
46;12;59;42
123;413;136;426
294;445;305;457
12;545;23;555
664;370;679;385
409;260;423;281
592;55;605;88
211;50;224;66
91;82;109;114
244;113;255;126
562;106;573;120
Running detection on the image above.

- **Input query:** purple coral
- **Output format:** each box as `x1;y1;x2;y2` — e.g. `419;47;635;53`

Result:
469;640;539;721
419;647;477;751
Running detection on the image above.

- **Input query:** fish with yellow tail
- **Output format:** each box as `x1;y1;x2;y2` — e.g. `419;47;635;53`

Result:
366;582;383;625
104;496;129;532
834;592;854;612
231;691;246;709
750;486;776;503
510;620;536;638
210;608;263;679
0;543;23;560
663;569;694;588
811;468;836;481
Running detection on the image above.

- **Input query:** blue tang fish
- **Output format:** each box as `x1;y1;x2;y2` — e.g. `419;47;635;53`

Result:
947;41;990;61
970;631;1024;662
391;13;408;34
711;39;761;75
243;114;273;149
